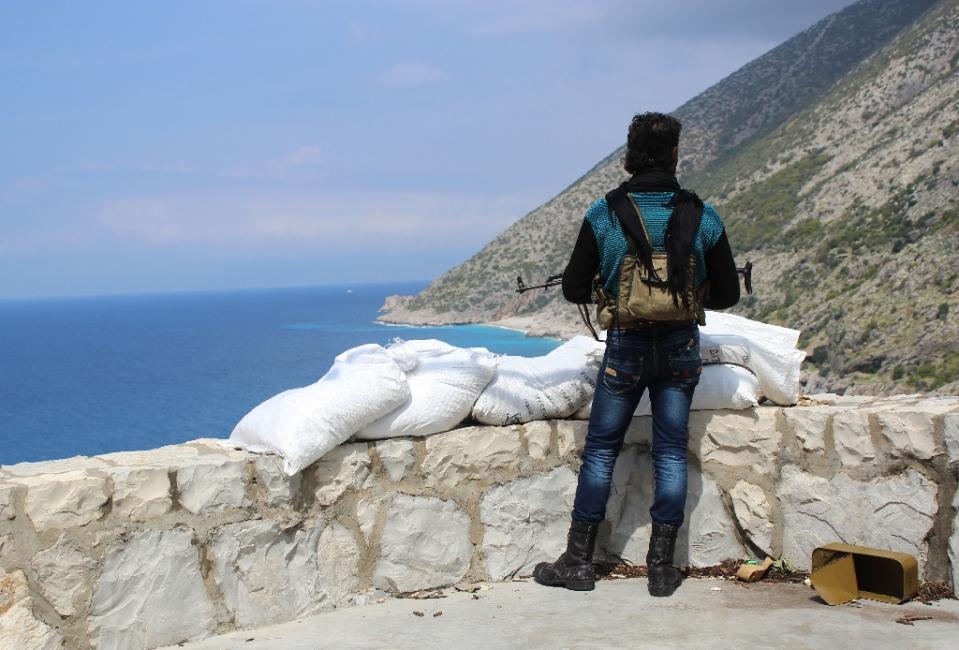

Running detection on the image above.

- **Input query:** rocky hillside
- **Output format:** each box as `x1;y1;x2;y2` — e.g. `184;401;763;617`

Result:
381;0;958;395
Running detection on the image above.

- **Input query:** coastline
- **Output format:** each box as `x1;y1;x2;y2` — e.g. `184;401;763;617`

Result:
484;316;533;336
377;293;583;341
376;314;564;341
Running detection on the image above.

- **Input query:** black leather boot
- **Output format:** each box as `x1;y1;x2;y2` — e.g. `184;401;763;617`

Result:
646;522;683;597
533;518;599;591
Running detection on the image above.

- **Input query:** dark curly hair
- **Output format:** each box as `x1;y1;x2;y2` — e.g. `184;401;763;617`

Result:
623;112;682;174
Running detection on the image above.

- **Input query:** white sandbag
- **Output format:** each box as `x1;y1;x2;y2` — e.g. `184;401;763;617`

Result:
698;335;750;367
573;364;761;419
573;401;592;420
702;311;806;405
228;344;411;475
354;339;496;440
578;313;803;405
472;336;602;426
634;364;760;415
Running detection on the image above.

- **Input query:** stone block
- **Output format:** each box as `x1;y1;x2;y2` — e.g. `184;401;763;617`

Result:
782;406;835;454
729;480;774;556
2;455;110;477
624;416;652;446
692;408;781;474
253;454;301;507
0;535;10;558
15;471;109;531
0;484;16;520
604;452;746;566
373;494;471;592
88;529;215;648
808;394;875;406
778;466;938;574
315;522;362;605
523;421;552;461
31;535;96;616
110;466;172;521
950;490;958;595
0;569;63;650
176;458;249;514
556;420;588;458
211;519;360;628
479;466;577;580
913;397;959;413
599;447;642;558
869;394;924;407
311;443;372;506
188;437;256;454
801;393;843;404
96;443;201;468
212;520;320;628
375;439;416;482
943;413;958;465
355;498;382;543
875;410;940;460
831;410;876;467
421;426;522;487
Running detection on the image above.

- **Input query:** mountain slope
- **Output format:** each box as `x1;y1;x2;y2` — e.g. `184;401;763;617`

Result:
381;0;958;395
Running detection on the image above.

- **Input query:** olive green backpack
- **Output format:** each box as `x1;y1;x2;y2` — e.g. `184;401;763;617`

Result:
596;188;706;329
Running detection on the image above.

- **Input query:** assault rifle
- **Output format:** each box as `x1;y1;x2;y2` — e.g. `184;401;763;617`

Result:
515;274;563;294
515;262;754;295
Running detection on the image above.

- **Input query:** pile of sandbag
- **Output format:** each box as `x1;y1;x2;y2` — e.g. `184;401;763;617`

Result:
228;344;412;475
471;336;602;426
229;340;498;474
701;311;806;406
354;339;496;440
573;311;806;419
226;313;806;474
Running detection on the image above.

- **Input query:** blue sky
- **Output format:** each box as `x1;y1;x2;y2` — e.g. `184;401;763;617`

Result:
0;0;853;299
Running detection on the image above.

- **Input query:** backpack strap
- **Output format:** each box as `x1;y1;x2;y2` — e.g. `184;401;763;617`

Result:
627;194;654;246
605;183;662;281
605;184;652;260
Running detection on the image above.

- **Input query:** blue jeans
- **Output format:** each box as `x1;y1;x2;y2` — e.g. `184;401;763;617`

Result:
572;322;701;527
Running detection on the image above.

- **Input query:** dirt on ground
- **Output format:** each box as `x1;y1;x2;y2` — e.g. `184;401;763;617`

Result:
594;560;957;603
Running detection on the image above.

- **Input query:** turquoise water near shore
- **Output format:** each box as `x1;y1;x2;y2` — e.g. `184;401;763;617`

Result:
0;282;559;465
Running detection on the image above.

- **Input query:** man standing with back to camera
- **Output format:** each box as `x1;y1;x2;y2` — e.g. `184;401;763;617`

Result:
533;112;741;597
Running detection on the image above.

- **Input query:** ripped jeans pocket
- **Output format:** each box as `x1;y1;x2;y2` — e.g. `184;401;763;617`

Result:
601;354;643;395
667;337;703;384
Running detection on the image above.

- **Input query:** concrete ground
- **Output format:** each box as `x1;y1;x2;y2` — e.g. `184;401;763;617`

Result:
167;578;959;650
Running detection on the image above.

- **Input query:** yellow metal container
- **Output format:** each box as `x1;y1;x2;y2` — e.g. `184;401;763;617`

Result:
810;543;919;605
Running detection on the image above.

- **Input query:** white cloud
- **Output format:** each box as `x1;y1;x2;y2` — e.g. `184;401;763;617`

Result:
74;146;327;184
378;62;447;89
98;199;185;244
92;187;543;251
264;145;325;179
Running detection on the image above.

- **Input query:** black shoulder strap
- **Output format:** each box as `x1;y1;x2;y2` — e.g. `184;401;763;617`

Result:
604;183;652;261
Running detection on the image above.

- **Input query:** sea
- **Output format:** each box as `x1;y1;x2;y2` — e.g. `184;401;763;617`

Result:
0;282;560;465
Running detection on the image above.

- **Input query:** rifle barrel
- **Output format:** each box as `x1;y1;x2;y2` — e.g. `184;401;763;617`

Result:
515;278;562;294
516;262;753;295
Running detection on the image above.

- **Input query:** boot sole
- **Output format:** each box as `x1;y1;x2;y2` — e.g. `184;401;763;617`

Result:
533;574;595;591
648;587;678;597
647;580;682;597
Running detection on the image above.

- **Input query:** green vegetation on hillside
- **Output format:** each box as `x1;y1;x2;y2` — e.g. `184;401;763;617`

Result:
720;152;832;251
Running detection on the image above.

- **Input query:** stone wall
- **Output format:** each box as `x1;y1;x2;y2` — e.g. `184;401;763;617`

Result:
1;394;957;650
